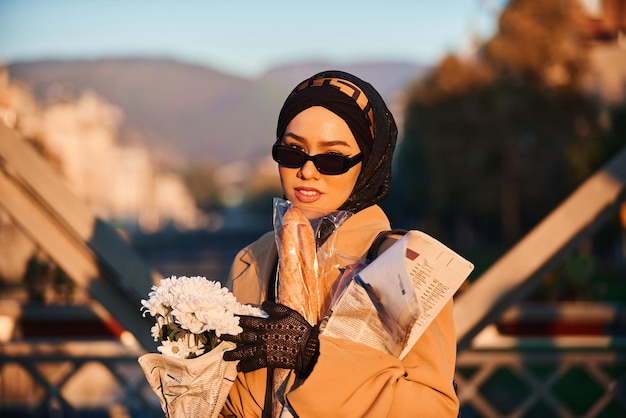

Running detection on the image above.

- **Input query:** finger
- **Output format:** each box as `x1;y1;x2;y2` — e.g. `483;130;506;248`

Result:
261;300;291;318
238;316;266;330
221;331;257;344
222;343;259;362
238;356;267;373
223;349;242;362
222;350;239;362
220;333;240;343
239;331;258;343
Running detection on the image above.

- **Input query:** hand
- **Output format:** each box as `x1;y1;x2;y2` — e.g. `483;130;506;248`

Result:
222;301;320;377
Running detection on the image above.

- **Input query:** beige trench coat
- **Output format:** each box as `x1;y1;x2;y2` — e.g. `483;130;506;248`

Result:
222;205;460;417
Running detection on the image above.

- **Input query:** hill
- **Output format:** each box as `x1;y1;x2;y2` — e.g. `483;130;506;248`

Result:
7;58;428;165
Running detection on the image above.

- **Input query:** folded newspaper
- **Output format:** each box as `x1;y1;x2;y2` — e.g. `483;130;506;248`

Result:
321;230;474;359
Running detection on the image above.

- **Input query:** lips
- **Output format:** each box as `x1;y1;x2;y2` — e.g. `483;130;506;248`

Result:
294;187;321;203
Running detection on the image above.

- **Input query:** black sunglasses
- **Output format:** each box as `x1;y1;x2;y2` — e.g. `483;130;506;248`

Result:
272;141;363;175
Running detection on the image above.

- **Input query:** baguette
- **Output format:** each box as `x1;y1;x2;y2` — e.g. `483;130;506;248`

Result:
277;206;319;324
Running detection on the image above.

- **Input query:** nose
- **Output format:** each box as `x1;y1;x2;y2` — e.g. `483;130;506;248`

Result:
297;159;321;180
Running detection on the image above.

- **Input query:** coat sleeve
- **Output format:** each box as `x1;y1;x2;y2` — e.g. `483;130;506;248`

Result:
286;300;459;418
220;368;267;417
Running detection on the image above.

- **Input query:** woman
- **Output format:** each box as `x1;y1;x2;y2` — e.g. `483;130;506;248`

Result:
221;70;459;417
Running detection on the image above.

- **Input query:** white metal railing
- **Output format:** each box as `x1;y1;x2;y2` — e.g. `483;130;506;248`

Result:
1;334;625;417
454;302;626;417
0;340;161;417
456;348;626;417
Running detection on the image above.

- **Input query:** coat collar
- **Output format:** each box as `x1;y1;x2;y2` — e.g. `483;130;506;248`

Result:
332;204;391;260
238;205;390;265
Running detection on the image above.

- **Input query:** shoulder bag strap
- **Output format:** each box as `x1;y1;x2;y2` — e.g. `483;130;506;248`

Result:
366;229;408;260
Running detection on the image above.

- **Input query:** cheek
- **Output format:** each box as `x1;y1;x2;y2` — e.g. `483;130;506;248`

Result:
278;166;290;182
333;170;360;200
345;167;361;189
278;166;294;193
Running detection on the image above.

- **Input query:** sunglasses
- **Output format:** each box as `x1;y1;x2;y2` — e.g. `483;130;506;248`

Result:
272;142;363;175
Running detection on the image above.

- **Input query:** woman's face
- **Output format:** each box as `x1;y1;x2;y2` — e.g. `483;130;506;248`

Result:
278;106;362;213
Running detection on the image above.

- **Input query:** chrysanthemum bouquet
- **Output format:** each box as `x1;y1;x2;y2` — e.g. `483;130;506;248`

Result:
141;275;264;359
138;276;265;418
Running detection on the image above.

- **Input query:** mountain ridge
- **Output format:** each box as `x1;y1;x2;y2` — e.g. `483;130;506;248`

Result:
7;57;429;165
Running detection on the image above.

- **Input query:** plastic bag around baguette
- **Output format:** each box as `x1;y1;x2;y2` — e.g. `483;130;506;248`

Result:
271;199;354;416
272;198;353;325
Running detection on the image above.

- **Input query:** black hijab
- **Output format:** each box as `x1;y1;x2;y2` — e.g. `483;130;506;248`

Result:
276;70;398;214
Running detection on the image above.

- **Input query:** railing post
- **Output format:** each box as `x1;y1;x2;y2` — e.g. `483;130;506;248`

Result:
455;147;626;351
0;123;158;351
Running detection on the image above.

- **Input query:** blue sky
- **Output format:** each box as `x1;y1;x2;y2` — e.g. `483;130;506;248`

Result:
0;0;506;78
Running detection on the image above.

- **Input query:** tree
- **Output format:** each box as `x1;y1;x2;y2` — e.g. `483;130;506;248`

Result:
397;0;609;249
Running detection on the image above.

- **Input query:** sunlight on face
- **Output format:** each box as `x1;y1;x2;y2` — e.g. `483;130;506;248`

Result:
278;106;362;214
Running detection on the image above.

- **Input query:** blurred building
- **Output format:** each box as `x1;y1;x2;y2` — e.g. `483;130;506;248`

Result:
0;68;207;284
581;0;626;103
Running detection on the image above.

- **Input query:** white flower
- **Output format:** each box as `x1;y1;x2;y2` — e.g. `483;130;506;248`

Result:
157;338;203;359
150;324;161;342
140;276;179;318
141;275;266;359
235;303;266;317
195;307;242;337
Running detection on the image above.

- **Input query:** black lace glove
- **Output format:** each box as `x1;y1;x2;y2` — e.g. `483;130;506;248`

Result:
222;301;320;377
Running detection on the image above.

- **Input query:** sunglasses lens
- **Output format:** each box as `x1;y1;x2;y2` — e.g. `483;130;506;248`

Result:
275;147;306;168
314;155;346;174
272;144;359;175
